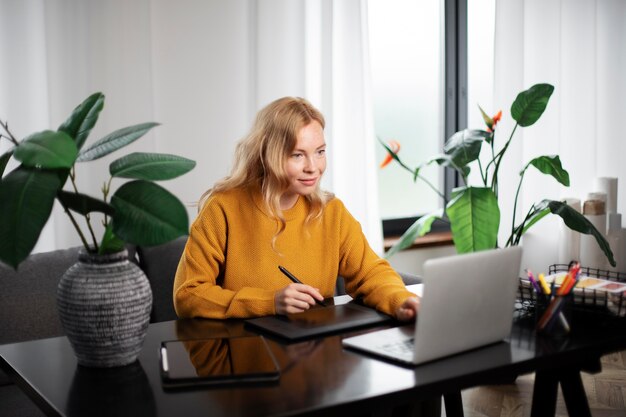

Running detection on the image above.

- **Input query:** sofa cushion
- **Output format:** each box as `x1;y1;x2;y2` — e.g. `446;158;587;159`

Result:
137;236;187;323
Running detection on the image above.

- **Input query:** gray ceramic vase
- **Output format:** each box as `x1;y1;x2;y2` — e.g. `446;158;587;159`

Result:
57;248;152;367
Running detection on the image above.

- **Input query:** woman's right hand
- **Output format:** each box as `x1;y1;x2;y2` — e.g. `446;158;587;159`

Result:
274;283;324;315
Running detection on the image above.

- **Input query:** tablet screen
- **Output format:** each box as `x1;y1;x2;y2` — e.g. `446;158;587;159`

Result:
160;336;280;386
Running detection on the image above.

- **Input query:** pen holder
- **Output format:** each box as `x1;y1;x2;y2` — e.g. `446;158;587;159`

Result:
535;293;573;338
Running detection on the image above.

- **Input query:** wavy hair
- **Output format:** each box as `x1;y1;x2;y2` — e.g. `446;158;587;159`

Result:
200;97;333;246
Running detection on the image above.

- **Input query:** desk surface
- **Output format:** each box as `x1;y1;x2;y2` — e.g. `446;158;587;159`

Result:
2;304;626;417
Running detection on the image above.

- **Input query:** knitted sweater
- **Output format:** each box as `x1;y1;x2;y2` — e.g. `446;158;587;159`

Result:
173;186;415;319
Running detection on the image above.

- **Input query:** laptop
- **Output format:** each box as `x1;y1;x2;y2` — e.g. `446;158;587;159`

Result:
342;246;523;365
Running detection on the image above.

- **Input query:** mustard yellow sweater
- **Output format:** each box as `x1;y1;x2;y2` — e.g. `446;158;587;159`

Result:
173;186;415;319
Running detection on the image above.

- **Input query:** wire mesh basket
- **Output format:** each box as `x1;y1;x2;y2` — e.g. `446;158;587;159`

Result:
517;264;626;319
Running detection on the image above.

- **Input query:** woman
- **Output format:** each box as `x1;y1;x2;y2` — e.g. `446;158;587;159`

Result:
173;97;419;321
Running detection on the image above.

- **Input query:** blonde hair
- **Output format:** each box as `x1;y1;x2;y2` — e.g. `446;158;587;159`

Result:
201;97;333;244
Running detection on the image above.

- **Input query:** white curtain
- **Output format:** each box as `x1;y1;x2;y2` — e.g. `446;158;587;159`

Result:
0;0;382;253
494;0;626;273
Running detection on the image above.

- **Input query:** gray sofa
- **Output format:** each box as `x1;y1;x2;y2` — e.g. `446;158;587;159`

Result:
0;236;420;416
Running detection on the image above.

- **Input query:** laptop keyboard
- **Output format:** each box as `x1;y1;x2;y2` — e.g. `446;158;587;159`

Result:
381;337;414;355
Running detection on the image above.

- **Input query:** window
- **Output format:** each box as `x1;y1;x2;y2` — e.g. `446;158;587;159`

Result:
369;0;495;238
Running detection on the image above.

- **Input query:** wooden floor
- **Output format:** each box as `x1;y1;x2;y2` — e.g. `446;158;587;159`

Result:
448;351;626;417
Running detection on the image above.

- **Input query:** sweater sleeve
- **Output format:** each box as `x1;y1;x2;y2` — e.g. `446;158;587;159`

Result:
173;198;277;319
336;204;416;317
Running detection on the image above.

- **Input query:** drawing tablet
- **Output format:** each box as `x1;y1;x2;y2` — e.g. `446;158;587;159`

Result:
160;335;280;388
244;302;393;340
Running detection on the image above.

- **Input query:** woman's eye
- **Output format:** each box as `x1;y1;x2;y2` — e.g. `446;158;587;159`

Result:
292;153;303;159
317;149;326;156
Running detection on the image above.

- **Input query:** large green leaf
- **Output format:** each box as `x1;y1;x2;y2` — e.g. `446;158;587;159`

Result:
57;190;115;216
77;122;159;162
526;155;570;186
0;149;13;177
384;209;444;259
58;92;105;150
510;84;554;127
109;152;196;180
548;200;615;266
443;129;489;168
13;130;77;169
110;180;188;246
0;167;62;268
446;186;500;253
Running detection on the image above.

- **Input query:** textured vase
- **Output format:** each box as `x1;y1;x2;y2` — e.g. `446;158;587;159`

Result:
57;248;152;367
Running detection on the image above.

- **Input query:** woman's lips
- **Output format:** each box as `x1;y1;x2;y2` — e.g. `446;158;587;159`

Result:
299;178;317;186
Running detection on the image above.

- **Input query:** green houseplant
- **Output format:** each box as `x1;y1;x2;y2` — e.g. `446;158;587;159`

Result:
380;83;615;267
0;92;195;268
0;92;195;367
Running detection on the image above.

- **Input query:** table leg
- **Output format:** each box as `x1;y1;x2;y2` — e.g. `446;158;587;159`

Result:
531;370;559;417
560;370;591;417
443;391;464;417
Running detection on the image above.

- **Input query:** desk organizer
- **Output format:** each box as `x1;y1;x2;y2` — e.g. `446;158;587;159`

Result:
517;264;626;318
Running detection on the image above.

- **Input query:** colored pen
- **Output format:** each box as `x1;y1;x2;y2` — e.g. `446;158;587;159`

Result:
526;269;542;294
278;266;327;307
538;273;551;295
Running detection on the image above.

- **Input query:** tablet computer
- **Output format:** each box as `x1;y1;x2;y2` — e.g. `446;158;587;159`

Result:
160;335;280;388
244;302;393;341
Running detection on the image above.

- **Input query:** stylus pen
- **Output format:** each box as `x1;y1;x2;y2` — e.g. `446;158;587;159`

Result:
278;265;327;307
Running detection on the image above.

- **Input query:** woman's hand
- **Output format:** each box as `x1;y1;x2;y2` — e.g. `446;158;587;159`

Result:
395;296;420;322
274;283;324;315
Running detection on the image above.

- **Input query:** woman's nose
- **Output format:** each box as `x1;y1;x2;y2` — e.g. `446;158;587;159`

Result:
304;156;316;171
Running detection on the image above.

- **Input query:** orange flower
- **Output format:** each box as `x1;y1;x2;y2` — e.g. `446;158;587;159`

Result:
380;140;401;168
487;110;502;133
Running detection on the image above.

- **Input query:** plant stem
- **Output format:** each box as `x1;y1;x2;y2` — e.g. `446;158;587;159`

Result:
58;199;91;251
102;177;113;226
0;120;20;146
511;166;527;240
396;158;447;202
491;123;519;198
477;157;487;187
69;167;99;252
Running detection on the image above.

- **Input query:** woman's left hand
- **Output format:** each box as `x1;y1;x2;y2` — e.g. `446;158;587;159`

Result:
395;296;420;322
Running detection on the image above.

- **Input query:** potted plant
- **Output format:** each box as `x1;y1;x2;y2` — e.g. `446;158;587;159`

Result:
0;92;195;367
379;83;615;267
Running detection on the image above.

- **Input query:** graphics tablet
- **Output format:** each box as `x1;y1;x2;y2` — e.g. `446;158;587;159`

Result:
160;335;280;388
244;302;393;340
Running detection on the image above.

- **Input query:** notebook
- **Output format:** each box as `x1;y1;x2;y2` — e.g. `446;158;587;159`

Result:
244;301;393;341
342;246;523;365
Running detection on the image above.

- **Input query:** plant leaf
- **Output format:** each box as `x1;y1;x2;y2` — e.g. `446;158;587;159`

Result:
57;190;115;216
0;149;13;177
0;167;62;268
110;180;188;246
384;209;444;259
443;129;489;167
13;130;77;169
99;225;125;255
548;200;615;266
510;83;554;127
58;92;105;150
446;186;500;253
526;155;570;186
77;122;160;162
109;152;196;180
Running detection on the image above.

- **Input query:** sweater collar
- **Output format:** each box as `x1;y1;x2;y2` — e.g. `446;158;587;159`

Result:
249;186;309;221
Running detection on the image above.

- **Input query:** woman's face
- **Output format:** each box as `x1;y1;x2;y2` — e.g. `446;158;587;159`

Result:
280;121;326;210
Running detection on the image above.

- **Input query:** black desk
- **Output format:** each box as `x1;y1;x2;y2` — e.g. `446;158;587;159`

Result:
1;305;626;416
